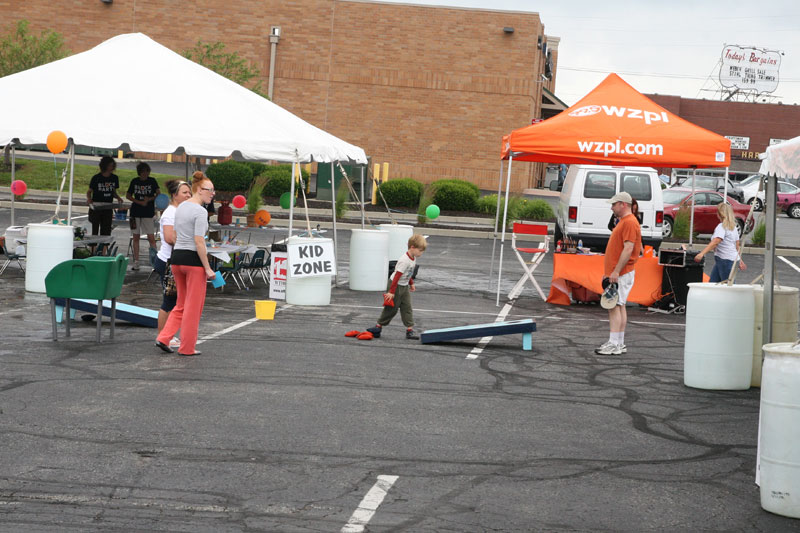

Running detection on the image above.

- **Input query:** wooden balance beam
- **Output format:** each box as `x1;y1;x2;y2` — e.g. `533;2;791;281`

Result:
420;318;536;350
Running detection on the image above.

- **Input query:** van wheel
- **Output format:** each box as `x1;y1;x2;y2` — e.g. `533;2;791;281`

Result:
662;217;674;238
789;204;800;218
554;223;564;243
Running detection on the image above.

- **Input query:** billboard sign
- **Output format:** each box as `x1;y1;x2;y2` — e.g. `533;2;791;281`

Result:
725;135;750;150
719;45;781;94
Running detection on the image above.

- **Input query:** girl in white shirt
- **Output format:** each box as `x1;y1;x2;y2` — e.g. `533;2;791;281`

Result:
694;202;747;282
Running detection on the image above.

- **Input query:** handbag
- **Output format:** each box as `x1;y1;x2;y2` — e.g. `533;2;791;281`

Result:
163;261;177;298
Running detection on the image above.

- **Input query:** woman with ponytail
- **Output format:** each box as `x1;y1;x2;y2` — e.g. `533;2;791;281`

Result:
155;171;216;356
694;202;746;282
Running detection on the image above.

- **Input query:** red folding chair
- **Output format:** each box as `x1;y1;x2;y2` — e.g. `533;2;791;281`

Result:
508;222;550;300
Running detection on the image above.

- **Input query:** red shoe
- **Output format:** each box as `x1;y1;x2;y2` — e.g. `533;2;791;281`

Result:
357;332;374;340
345;330;361;337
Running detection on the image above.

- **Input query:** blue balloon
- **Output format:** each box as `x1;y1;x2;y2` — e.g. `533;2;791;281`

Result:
154;193;169;210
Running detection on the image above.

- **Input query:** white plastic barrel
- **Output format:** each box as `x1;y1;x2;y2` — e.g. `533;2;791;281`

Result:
284;236;332;306
25;223;74;293
684;283;754;390
759;342;800;519
378;224;414;262
752;286;800;387
349;229;389;291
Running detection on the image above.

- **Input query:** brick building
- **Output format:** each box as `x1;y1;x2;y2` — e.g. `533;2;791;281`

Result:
3;0;564;192
646;94;800;179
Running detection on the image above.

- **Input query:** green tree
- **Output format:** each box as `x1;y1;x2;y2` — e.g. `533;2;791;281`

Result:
0;20;70;78
183;40;266;98
1;20;70;170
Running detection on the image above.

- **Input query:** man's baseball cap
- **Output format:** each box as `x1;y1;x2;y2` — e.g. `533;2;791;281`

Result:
607;191;633;204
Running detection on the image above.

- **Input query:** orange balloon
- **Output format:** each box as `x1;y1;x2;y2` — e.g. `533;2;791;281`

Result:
46;130;68;154
254;208;271;226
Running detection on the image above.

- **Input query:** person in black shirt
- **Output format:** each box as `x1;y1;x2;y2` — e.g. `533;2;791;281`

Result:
126;162;161;270
86;156;123;236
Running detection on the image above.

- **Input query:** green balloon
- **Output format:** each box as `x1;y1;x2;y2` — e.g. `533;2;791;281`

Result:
279;192;296;209
425;204;440;219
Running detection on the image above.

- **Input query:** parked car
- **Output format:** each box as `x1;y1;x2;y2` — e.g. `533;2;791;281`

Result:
555;165;664;251
777;183;800;217
733;174;762;206
661;188;754;238
673;176;742;202
743;179;799;211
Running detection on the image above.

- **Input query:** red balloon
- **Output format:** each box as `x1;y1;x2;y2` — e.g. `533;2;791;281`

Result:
232;195;246;209
10;180;27;196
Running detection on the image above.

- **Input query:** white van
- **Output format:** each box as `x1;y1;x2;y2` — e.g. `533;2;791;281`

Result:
555;165;664;250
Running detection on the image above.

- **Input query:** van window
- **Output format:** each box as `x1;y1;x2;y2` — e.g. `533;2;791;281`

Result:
620;172;652;201
583;171;616;199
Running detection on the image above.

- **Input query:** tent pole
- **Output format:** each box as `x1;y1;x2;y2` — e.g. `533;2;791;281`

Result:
763;174;777;345
331;161;338;285
185;156;189;181
724;166;729;201
496;155;513;306
288;161;296;238
10;144;15;227
689;168;696;246
488;160;504;289
360;166;365;229
67;142;75;224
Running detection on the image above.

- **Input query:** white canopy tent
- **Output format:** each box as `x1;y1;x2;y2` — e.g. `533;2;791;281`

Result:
0;32;367;268
758;137;800;345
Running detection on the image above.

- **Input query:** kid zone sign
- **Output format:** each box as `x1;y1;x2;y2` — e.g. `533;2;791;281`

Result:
287;240;337;278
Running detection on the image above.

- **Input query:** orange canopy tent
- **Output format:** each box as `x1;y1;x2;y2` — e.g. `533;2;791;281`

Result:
501;73;731;167
493;73;732;305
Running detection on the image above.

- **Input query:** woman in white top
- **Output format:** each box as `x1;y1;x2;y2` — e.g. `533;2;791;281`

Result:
694;202;747;282
153;180;192;333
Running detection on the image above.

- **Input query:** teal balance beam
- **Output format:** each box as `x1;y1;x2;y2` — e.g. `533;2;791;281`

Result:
54;298;158;328
420;318;536;350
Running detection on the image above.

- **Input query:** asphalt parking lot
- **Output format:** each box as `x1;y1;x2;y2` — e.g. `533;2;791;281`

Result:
2;205;800;531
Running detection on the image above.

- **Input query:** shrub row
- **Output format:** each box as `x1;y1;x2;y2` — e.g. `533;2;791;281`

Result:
206;161;308;197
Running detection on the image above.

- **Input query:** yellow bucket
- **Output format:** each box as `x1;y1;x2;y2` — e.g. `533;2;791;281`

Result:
254;300;277;320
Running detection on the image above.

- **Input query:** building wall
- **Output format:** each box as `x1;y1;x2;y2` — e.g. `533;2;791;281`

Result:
2;0;555;192
647;94;800;174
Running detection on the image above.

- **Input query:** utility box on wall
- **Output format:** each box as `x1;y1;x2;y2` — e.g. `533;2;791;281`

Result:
316;163;366;201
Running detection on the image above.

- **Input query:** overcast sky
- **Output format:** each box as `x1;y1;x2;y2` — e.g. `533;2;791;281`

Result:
375;0;800;107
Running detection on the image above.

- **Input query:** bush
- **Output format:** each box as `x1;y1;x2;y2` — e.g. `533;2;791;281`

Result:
750;218;766;246
243;161;267;177
206;160;253;192
476;194;500;215
431;179;479;212
672;208;696;240
378;178;423;207
518;198;555;221
261;164;310;197
417;185;435;224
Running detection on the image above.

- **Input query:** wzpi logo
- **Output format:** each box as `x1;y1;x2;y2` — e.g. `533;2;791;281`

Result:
569;105;670;125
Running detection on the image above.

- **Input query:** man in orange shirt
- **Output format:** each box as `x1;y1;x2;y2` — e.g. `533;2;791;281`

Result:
596;192;642;356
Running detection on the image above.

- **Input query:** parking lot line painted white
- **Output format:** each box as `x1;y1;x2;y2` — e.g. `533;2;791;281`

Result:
196;318;259;345
467;302;513;359
341;475;398;533
779;255;800;274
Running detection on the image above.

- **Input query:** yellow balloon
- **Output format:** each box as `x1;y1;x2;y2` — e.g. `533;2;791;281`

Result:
46;130;68;154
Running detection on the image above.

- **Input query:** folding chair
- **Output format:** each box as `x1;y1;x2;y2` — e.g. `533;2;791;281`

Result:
508;222;549;301
0;239;26;276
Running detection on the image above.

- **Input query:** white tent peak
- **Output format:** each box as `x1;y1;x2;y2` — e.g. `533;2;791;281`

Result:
0;32;366;164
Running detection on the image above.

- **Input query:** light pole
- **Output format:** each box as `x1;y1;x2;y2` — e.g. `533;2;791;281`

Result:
268;26;281;100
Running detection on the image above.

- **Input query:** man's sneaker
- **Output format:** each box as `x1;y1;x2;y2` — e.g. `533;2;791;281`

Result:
619;344;627;354
406;329;420;340
366;326;382;338
131;261;140;271
594;341;622;355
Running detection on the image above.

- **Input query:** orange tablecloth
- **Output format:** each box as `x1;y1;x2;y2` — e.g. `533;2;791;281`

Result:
546;253;664;306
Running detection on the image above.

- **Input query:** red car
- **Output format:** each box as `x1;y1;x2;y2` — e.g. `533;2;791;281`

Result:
661;188;754;238
777;182;800;218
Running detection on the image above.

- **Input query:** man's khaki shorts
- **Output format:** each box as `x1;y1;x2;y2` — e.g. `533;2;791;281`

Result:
132;217;156;235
